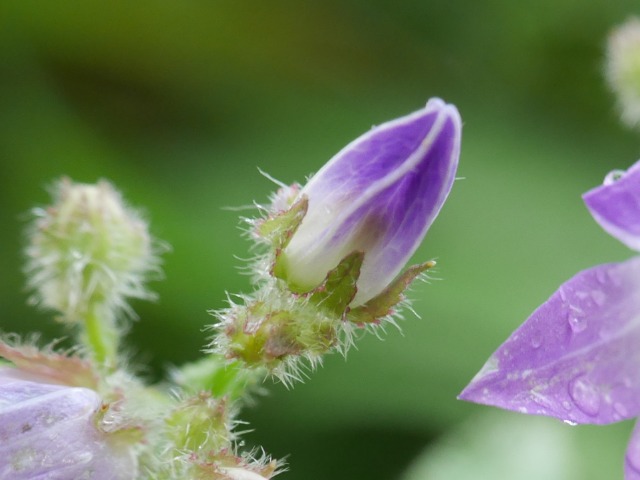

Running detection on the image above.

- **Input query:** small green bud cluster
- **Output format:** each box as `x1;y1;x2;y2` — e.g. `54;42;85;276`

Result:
163;393;277;479
6;179;280;479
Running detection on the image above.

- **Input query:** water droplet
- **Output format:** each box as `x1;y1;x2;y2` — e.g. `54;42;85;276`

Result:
562;400;572;411
563;419;578;426
530;333;543;349
559;287;568;303
569;375;601;416
11;448;38;471
604;169;626;185
591;290;607;307
596;268;608;285
568;313;587;333
614;402;629;418
530;390;553;409
607;268;623;287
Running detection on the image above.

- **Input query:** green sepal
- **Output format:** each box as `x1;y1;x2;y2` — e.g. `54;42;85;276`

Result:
222;298;338;374
227;304;300;368
165;392;230;454
0;340;99;389
256;195;308;250
347;260;435;324
309;251;364;316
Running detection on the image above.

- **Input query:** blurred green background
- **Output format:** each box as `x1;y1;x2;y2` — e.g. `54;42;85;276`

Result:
1;1;640;479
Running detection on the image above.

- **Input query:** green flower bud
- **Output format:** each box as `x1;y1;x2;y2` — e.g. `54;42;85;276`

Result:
25;178;164;365
607;17;640;127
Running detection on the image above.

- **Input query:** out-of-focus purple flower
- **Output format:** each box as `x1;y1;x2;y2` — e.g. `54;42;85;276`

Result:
0;367;136;480
459;159;640;479
277;98;461;306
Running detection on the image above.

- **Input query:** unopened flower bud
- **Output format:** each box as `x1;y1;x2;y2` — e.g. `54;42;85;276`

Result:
26;178;160;322
0;367;137;479
275;98;461;306
607;17;640;127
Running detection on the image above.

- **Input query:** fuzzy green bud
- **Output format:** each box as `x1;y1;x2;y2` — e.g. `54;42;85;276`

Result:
607;17;640;127
25;178;163;365
166;393;231;455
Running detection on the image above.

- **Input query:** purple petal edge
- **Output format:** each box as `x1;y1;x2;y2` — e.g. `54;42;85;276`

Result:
459;256;640;425
583;159;640;252
627;420;640;480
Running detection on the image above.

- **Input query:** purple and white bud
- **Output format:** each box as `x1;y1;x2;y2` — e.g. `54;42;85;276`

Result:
277;98;461;306
0;367;136;479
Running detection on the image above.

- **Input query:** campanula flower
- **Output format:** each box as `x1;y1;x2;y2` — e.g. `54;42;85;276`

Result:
214;98;462;380
460;159;640;479
276;98;461;306
0;366;136;479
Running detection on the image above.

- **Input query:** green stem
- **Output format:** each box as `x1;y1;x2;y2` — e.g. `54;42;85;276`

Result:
83;303;118;369
174;355;264;401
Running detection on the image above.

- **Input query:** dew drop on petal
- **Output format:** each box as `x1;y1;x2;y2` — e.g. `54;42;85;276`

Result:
568;375;601;416
11;447;39;472
607;268;623;287
590;289;607;307
563;420;578;426
567;312;587;333
530;333;543;349
559;287;568;303
596;268;609;285
603;169;626;185
614;402;629;418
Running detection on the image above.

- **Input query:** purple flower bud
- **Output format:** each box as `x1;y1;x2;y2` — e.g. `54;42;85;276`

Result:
0;367;136;479
278;98;461;306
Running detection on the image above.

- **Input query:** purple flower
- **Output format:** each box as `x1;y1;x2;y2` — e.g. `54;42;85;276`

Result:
278;98;461;306
0;367;136;480
459;160;640;479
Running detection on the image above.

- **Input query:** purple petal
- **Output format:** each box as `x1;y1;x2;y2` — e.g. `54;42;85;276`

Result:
0;368;136;479
284;98;461;305
627;420;640;480
459;256;640;425
583;159;640;251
